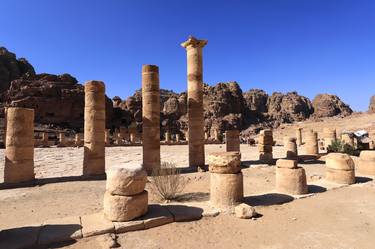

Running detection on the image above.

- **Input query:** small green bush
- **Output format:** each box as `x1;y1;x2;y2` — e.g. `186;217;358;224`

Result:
327;139;357;156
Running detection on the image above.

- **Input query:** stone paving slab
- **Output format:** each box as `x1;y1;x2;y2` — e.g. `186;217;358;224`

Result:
114;220;145;234
142;204;174;229
165;204;203;222
0;224;41;249
38;216;82;245
81;212;114;238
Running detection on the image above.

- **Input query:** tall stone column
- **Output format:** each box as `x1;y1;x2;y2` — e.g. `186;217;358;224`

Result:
181;36;207;169
142;65;160;173
296;128;302;146
4;107;35;183
105;129;110;145
83;81;106;176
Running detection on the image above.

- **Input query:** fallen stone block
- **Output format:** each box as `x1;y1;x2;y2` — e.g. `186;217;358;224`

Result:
141;204;174;229
113;220;145;234
165;205;203;222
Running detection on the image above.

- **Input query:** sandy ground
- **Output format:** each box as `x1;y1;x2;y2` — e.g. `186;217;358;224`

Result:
1;113;375;248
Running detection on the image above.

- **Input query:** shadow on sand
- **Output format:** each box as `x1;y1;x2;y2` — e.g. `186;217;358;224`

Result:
243;193;294;207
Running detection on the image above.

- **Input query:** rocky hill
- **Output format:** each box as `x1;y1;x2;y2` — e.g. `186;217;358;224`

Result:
0;46;357;139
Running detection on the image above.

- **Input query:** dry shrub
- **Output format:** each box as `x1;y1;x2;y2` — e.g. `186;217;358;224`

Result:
150;161;186;201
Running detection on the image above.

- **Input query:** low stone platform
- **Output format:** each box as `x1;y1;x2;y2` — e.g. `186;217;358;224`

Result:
0;203;209;249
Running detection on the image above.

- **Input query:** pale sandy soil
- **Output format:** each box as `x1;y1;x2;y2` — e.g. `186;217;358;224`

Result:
0;113;375;248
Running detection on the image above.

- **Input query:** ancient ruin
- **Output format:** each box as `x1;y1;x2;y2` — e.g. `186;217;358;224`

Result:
142;65;161;173
258;129;273;163
283;137;298;160
226;130;240;152
304;130;319;155
208;152;243;209
325;153;355;185
104;165;148;221
356;150;375;176
4;107;35;183
275;159;308;195
83;81;106;176
181;36;207;169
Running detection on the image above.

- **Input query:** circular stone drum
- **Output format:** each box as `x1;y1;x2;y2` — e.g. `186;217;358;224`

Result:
356;151;375;176
276;167;308;195
325;153;355;184
210;172;243;209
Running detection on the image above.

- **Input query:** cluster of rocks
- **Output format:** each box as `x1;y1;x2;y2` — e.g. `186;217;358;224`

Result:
104;166;148;221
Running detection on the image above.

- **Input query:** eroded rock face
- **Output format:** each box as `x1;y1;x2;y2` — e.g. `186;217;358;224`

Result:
0;47;35;95
267;92;313;123
369;95;375;113
312;94;352;118
243;89;268;113
3;73;113;129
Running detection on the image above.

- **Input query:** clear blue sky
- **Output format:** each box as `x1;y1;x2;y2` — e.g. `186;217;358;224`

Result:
1;0;374;111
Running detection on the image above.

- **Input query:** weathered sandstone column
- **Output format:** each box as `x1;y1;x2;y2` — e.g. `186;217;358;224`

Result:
325;153;355;184
83;81;106;176
130;133;136;144
214;129;219;141
142;65;160;173
176;134;180;143
104;165;148;221
323;128;337;148
205;132;209;141
356;151;375;176
275;159;307;195
41;132;49;146
181;36;207;169
208;152;243;210
283;137;298;160
104;129;110;146
226;130;240;152
4;107;35;183
296;128;302;146
75;133;83;147
58;132;66;147
304;130;319;155
258;129;273;163
165;131;171;143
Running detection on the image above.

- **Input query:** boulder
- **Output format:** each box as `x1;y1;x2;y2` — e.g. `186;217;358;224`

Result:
312;94;352;118
106;165;147;196
234;203;256;219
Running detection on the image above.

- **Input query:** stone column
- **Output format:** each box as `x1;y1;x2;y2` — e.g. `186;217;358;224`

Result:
130;133;136;144
208;152;243;210
283;137;298;160
325;153;355;184
75;134;82;147
181;36;207;169
41;132;49;146
165;131;171;143
341;133;354;147
323;128;337;148
142;65;160;173
304;130;319;155
58;132;66;147
83;80;106;176
296;128;302;146
176;134;180;143
226;130;240;152
214;129;219;141
204;132;209;141
275;159;308;195
4;107;35;183
120;127;128;144
258;129;273;163
105;129;110;145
